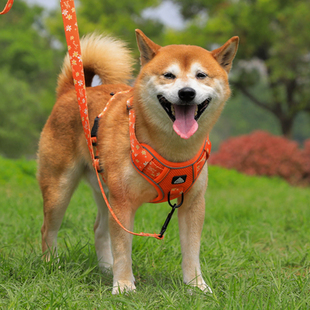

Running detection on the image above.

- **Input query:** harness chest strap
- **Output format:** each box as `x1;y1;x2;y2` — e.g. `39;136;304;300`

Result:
126;97;212;203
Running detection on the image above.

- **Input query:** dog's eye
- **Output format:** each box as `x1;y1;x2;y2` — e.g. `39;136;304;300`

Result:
163;72;176;79
196;72;208;79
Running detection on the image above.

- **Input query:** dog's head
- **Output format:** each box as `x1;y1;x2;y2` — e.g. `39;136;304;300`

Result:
134;30;239;140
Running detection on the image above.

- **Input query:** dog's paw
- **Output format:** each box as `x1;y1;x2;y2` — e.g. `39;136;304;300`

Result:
186;279;213;294
98;262;113;273
112;280;136;295
195;282;213;294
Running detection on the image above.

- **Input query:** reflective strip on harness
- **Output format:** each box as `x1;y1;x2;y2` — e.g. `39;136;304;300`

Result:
127;97;211;203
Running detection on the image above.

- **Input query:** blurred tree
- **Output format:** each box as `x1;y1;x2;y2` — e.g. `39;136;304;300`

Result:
0;70;43;158
0;0;61;91
0;0;62;157
169;0;310;138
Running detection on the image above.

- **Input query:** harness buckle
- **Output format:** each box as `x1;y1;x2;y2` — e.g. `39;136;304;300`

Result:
94;157;103;173
91;136;97;146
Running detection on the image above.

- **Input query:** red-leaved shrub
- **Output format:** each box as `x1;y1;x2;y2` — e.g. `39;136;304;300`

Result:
209;131;310;185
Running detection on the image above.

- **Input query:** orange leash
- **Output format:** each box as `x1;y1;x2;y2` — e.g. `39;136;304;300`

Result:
1;0;162;239
60;0;95;162
59;0;163;240
91;91;164;240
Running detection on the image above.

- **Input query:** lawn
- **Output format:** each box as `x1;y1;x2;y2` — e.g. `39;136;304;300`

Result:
0;156;310;309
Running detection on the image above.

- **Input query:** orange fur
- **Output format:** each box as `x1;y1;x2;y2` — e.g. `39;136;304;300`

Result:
37;30;238;294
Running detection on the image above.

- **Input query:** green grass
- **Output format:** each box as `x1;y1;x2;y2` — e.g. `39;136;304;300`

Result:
1;156;310;309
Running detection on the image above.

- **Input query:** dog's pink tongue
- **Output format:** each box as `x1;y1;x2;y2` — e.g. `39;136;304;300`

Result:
172;104;198;139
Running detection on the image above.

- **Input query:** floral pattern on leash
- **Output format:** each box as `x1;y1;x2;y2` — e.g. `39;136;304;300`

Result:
60;0;94;161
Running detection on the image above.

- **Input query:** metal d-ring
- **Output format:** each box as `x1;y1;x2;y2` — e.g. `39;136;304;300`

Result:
167;191;184;209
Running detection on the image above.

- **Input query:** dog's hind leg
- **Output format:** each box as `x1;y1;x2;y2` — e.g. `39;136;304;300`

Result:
93;190;113;270
39;164;83;260
84;168;113;271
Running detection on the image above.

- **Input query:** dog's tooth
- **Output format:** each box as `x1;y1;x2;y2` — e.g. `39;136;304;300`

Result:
171;105;175;116
195;105;198;116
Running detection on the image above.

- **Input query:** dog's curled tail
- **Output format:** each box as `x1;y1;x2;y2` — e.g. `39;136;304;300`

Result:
57;33;135;98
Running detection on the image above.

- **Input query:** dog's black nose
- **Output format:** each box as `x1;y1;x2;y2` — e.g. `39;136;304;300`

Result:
178;87;196;102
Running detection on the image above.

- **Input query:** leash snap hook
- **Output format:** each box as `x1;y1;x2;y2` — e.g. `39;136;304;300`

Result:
158;192;184;239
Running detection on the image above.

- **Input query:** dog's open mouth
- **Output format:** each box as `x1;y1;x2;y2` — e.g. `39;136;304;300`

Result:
157;95;211;122
157;95;211;139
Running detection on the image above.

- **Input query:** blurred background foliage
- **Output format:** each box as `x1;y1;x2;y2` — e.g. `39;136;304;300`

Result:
0;0;309;158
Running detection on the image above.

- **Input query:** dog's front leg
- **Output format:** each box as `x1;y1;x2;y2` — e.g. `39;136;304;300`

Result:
108;194;136;294
178;188;212;293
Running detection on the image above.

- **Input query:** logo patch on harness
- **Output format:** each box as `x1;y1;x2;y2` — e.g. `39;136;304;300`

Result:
172;175;187;184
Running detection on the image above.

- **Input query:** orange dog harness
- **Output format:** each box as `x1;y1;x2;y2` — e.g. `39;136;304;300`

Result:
127;97;212;204
91;93;212;238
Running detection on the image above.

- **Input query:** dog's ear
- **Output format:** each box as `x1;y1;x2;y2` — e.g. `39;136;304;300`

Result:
211;36;239;73
135;29;161;66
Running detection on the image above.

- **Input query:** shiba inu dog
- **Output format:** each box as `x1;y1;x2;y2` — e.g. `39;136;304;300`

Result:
37;30;238;294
